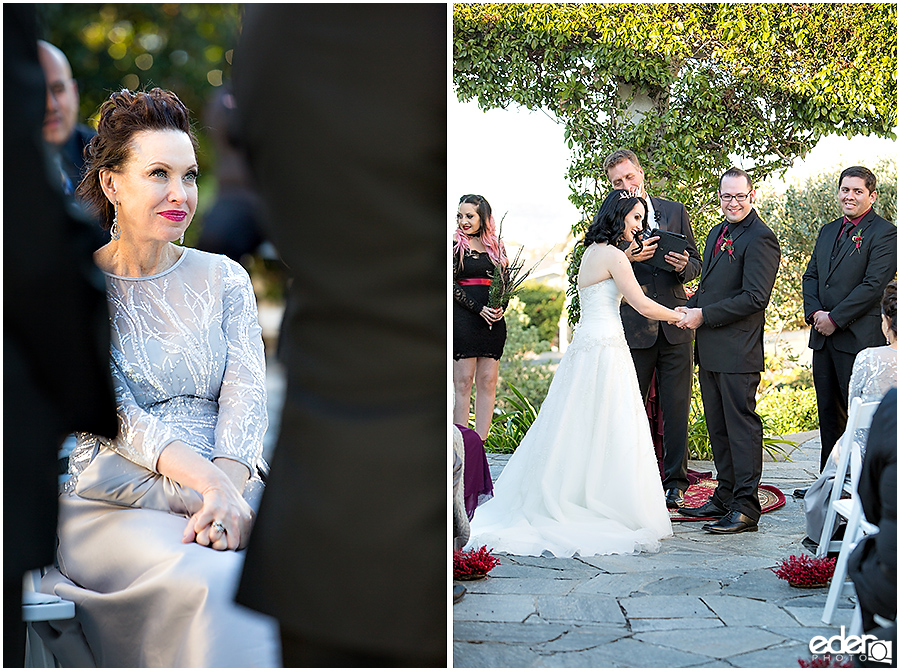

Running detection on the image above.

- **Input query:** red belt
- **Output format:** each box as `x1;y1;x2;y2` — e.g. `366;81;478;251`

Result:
457;278;491;286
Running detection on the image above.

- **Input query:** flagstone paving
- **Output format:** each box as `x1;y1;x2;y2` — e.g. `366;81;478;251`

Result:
454;435;859;668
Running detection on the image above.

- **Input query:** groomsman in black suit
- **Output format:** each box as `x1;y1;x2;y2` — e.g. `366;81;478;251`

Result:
604;149;701;509
676;168;781;534
801;166;897;472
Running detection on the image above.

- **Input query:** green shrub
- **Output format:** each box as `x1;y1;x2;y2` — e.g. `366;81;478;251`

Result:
758;385;820;435
495;298;555;414
688;370;802;462
484;383;538;454
516;280;565;347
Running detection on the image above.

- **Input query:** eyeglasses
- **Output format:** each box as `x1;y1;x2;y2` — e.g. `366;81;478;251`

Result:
719;193;751;202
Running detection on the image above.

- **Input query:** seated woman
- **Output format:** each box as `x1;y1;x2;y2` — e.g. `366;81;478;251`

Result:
40;89;280;667
804;281;897;548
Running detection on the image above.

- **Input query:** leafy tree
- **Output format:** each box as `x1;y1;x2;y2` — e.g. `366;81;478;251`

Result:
454;3;897;323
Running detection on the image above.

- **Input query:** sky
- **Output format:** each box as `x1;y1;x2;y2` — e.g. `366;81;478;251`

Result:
449;99;897;251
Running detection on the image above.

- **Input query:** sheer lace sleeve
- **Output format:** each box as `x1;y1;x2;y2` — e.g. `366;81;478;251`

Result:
211;261;268;472
453;254;483;314
454;283;482;314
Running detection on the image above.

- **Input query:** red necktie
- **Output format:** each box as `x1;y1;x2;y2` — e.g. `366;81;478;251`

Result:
714;225;729;256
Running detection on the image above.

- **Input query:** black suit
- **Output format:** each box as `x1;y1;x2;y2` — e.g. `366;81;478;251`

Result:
848;387;896;646
802;208;897;469
232;6;446;667
622;196;701;493
3;5;116;666
686;208;780;521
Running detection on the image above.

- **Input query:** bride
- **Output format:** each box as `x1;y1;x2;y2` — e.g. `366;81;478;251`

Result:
467;189;684;558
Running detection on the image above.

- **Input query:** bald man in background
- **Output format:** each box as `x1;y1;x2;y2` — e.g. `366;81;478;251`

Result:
37;40;94;194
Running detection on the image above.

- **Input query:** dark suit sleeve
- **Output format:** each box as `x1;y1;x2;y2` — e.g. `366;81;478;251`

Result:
801;228;826;321
701;226;781;327
829;223;897;329
674;203;701;284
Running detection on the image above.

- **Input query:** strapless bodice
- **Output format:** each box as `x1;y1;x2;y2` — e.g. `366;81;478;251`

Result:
571;278;628;351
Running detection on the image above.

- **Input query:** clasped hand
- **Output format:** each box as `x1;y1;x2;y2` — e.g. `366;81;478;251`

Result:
670;306;703;329
480;306;504;325
183;479;254;552
811;311;837;336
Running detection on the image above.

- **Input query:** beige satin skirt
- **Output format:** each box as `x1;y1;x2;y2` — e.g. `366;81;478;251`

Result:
40;493;281;667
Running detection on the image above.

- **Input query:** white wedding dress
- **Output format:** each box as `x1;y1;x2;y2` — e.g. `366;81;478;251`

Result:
467;277;673;557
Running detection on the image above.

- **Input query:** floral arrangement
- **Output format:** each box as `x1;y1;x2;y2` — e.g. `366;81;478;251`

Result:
454;546;501;580
721;236;734;260
772;554;836;587
851;232;863;254
797;655;853;668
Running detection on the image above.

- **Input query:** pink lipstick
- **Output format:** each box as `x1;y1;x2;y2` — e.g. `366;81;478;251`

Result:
160;210;187;222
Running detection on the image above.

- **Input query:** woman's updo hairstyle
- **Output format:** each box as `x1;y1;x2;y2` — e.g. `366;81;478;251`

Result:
77;88;197;230
881;280;896;338
584;189;648;253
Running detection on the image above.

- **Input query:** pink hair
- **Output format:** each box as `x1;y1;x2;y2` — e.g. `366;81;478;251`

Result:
453;213;508;268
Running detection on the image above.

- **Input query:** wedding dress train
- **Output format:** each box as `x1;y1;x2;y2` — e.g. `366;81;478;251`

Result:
467;278;673;557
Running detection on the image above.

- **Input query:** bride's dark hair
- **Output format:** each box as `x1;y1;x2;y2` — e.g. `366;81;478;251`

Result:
583;189;648;254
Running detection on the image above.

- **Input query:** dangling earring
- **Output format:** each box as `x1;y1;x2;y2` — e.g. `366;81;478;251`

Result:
110;201;120;241
179;232;184;245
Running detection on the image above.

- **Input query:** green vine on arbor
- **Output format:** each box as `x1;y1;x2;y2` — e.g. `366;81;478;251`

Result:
453;3;897;324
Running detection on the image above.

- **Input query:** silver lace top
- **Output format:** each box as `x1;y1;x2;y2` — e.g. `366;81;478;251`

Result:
65;248;268;492
847;344;897;459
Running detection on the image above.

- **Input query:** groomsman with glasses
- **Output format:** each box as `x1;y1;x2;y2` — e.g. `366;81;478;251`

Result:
676;168;780;534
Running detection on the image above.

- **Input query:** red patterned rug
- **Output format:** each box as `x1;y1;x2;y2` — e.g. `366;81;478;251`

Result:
669;479;786;521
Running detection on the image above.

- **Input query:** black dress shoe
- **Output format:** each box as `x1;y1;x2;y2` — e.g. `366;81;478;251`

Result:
705;510;758;534
664;488;685;509
793;488;809;499
677;500;727;518
453;584;466;604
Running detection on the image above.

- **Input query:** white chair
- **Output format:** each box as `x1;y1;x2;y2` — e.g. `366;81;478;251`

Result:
22;568;75;667
819;397;881;625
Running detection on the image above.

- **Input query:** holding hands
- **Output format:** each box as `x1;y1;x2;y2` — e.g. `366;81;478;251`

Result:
672;306;704;330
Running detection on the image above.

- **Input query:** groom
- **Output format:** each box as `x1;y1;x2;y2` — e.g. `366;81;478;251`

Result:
604;149;701;509
676;168;780;534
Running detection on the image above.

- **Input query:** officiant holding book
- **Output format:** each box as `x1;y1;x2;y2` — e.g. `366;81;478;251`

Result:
604;149;702;509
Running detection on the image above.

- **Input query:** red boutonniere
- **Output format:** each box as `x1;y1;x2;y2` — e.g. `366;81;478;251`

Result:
722;237;734;260
852;232;863;253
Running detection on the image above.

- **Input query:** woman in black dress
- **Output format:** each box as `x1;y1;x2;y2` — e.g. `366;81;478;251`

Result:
453;194;508;439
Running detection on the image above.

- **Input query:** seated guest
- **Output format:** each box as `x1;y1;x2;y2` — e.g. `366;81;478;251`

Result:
804;282;897;547
848;387;896;666
38;88;280;667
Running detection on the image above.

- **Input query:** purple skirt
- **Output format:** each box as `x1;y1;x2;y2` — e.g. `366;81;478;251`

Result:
454;424;494;519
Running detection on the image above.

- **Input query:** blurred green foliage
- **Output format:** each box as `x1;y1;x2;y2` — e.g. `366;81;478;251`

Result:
494;297;554;414
516;280;565;346
36;3;244;243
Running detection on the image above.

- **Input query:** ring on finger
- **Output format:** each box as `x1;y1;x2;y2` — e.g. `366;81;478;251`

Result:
211;520;226;535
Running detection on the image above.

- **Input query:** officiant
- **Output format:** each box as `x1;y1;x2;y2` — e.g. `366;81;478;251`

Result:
604;149;701;509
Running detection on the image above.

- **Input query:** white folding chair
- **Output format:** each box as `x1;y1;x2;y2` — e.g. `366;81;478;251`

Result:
22;568;75;667
819;397;881;625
